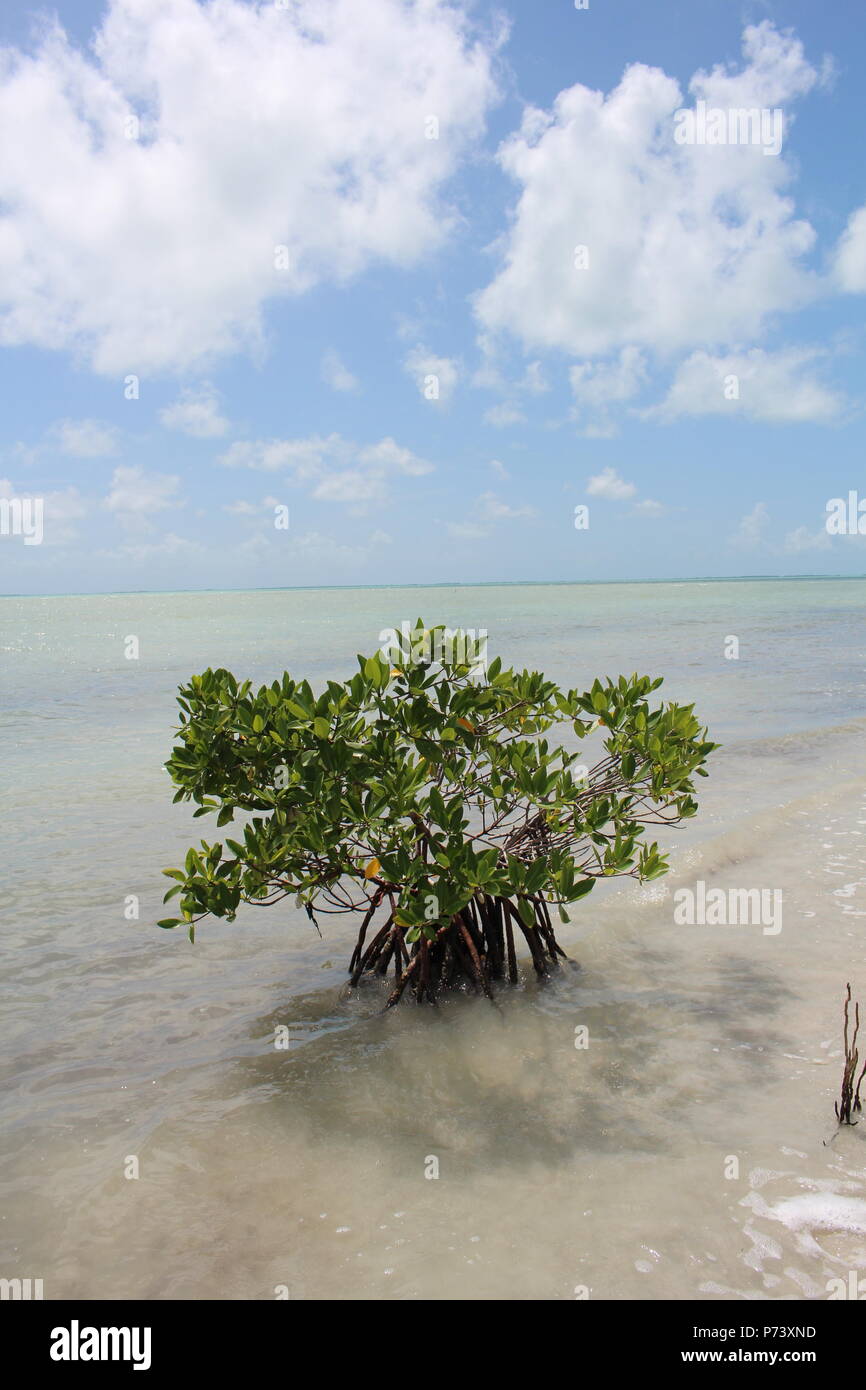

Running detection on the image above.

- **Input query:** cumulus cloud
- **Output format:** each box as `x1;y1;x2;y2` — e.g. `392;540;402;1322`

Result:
52;418;119;457
727;507;851;556
730;501;770;549
104;464;181;522
586;467;637;501
98;531;204;563
404;346;459;405
219;432;432;509
571;348;648;412
474;352;548;426
477;490;533;521
160;384;229;437
833;206;866;293
483;402;525;427
570;346;649;432
0;0;500;374
321;351;359;393
235;526;391;568
446;489;533;539
475;23;820;359
646;347;846;423
783;524;832;553
584;466;662;514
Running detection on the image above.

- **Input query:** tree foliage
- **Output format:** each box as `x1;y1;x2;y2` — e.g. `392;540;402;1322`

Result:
160;622;717;999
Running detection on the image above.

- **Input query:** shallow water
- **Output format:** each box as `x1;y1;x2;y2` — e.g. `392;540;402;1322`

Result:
3;579;866;1299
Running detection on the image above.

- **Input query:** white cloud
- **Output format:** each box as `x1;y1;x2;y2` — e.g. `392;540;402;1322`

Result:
646;347;845;423
475;23;819;359
488;458;509;478
478;490;533;521
98;531;204;563
160;384;229;437
483;402;526;427
239;525;389;564
321;350;359;393
313;470;383;505
833;206;866;293
218;437;330;476
634;498;665;516
446;490;532;540
104;464;180;521
570;348;648;412
404;346;459;405
570;347;649;433
219;432;432;508
730;501;770;549
7;442;41;469
521;360;549;395
729;506;845;555
53;418;119;457
0;0;500;373
586;467;637;501
357;438;432;477
474;350;548;425
783;524;832;553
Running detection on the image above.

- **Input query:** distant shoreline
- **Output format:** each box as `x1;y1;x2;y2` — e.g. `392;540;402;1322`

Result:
3;573;866;601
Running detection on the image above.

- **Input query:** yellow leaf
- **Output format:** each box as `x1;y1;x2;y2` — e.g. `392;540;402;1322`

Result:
390;668;402;677
364;857;380;880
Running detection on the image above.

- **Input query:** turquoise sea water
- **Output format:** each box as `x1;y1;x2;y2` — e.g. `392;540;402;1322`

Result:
2;579;866;1299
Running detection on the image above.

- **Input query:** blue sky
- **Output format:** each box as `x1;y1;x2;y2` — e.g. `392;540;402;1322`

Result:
0;0;865;594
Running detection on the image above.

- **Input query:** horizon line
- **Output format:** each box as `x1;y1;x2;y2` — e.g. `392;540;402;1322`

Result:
2;572;866;599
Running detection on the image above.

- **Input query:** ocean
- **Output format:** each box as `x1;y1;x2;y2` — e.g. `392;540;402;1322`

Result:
3;578;866;1299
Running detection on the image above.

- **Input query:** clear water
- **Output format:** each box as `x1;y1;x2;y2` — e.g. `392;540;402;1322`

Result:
2;579;866;1299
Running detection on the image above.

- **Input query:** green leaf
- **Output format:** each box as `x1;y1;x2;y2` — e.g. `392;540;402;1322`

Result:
517;896;535;927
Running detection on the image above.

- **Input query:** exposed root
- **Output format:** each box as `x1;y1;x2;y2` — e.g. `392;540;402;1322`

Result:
345;891;573;1007
836;983;866;1125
